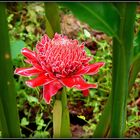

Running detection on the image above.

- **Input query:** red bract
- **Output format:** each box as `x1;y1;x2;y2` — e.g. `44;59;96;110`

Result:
14;33;105;104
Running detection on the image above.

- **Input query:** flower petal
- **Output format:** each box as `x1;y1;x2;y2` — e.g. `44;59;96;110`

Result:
25;74;54;88
41;34;50;45
21;48;36;60
76;62;105;76
75;66;90;76
86;62;105;75
60;76;97;90
14;67;43;77
43;81;62;104
82;89;90;96
21;48;42;70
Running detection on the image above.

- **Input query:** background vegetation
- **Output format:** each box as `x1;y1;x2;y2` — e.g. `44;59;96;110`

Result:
0;2;139;138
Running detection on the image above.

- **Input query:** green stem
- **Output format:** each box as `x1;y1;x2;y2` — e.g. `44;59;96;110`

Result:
53;88;72;138
44;2;71;138
60;87;72;138
0;3;21;137
110;3;136;137
94;3;137;138
53;100;62;138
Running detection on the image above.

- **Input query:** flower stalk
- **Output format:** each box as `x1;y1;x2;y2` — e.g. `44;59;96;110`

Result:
53;99;62;138
60;87;72;138
53;88;71;138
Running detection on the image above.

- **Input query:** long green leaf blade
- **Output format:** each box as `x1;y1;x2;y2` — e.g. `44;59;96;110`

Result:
0;3;21;137
59;2;119;37
0;98;9;137
93;94;112;137
110;3;136;137
44;2;61;37
129;55;140;91
129;31;140;91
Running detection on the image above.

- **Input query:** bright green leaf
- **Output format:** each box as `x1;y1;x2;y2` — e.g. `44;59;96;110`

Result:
84;29;91;38
77;115;86;121
21;117;29;126
84;47;92;57
10;40;25;59
27;96;38;104
33;131;50;138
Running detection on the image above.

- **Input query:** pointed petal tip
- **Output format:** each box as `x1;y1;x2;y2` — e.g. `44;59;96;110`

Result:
25;81;34;88
77;83;98;89
21;48;34;56
41;34;50;44
43;34;49;38
60;76;98;90
82;89;89;97
14;68;24;76
14;68;18;75
21;47;28;53
82;84;97;97
92;83;98;88
99;62;105;67
43;97;51;104
13;67;42;77
54;33;60;39
43;81;62;105
21;48;31;56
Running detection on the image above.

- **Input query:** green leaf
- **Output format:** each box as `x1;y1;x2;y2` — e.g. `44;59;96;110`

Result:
33;131;50;138
35;113;46;130
84;29;91;38
110;3;136;137
27;96;38;104
10;40;25;59
84;47;92;57
60;2;120;37
77;115;86;121
21;117;29;126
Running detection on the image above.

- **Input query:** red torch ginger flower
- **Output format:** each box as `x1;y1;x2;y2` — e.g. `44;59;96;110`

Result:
14;33;105;104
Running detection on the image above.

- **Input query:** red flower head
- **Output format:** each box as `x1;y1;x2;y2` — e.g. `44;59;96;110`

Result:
14;33;105;104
